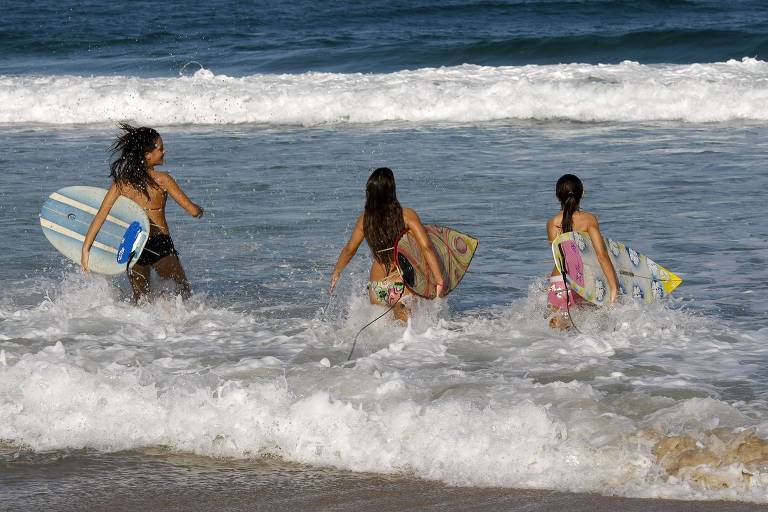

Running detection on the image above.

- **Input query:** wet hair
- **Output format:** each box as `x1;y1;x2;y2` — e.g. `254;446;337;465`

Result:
556;174;583;233
109;122;161;198
363;167;405;270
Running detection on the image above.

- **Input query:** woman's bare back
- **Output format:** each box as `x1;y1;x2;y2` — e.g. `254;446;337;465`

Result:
547;210;598;240
117;171;171;234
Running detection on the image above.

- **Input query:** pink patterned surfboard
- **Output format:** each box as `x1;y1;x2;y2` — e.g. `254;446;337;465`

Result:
552;231;682;305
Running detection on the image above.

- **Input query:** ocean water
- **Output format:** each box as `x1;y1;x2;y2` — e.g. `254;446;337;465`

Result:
1;0;768;507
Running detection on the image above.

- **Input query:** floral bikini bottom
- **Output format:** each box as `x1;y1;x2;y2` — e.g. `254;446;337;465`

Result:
367;278;406;306
547;274;584;311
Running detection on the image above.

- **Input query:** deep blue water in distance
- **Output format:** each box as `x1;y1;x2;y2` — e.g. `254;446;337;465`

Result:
2;0;767;75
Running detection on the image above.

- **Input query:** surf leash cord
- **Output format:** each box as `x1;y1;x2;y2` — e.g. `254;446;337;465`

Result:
347;296;402;361
557;244;582;334
125;251;136;278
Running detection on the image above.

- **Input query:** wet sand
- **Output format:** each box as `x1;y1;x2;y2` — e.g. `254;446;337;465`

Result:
2;450;766;512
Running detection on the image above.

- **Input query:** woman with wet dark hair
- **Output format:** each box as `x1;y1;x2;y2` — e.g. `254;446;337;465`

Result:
81;123;204;301
330;167;444;321
546;174;618;328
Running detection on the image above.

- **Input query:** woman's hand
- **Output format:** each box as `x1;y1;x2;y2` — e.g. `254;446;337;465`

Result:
329;270;341;294
80;249;90;274
193;205;204;218
435;281;445;298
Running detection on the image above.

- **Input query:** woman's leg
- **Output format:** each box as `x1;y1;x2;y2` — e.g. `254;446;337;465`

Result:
548;312;571;330
153;254;191;299
392;301;409;322
129;264;151;302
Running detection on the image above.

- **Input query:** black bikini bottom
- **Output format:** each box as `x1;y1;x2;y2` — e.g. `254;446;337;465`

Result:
136;234;178;266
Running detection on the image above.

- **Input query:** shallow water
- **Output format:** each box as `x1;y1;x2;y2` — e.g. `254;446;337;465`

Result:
1;121;767;504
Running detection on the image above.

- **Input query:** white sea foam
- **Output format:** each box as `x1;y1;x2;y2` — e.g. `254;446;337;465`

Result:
1;58;768;126
1;275;767;502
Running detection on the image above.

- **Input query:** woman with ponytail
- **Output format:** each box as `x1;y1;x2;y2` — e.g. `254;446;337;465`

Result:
330;167;444;321
81;123;204;301
546;174;618;328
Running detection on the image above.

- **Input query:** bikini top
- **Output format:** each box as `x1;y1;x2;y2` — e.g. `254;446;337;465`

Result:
142;191;167;212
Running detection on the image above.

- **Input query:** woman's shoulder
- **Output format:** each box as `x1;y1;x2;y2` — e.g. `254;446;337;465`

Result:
546;213;561;240
150;170;171;181
402;206;421;225
149;171;174;189
575;209;599;224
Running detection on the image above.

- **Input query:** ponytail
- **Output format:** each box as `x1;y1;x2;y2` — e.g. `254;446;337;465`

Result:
555;174;583;233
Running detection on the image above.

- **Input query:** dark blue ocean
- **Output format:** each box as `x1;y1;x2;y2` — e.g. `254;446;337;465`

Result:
2;0;768;75
2;2;768;509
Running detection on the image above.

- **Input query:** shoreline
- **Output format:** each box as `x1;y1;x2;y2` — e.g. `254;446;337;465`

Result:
3;450;766;512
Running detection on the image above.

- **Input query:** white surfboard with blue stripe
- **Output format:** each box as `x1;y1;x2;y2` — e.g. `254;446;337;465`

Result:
39;186;150;275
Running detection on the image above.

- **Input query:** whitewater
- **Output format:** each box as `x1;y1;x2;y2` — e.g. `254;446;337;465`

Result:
2;59;768;126
1;272;766;502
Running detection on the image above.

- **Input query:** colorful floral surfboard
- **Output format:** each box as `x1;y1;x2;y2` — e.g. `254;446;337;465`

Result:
395;225;478;299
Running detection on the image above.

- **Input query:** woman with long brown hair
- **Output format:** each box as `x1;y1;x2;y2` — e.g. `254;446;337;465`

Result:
81;123;204;301
330;167;444;320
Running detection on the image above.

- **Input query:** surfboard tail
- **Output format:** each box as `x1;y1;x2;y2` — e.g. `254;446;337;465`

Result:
663;269;683;295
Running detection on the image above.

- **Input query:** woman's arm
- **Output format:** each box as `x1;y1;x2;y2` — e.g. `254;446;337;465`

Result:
159;173;203;217
404;209;445;297
546;217;561;275
546;217;559;242
329;214;365;293
586;215;619;303
81;183;121;272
